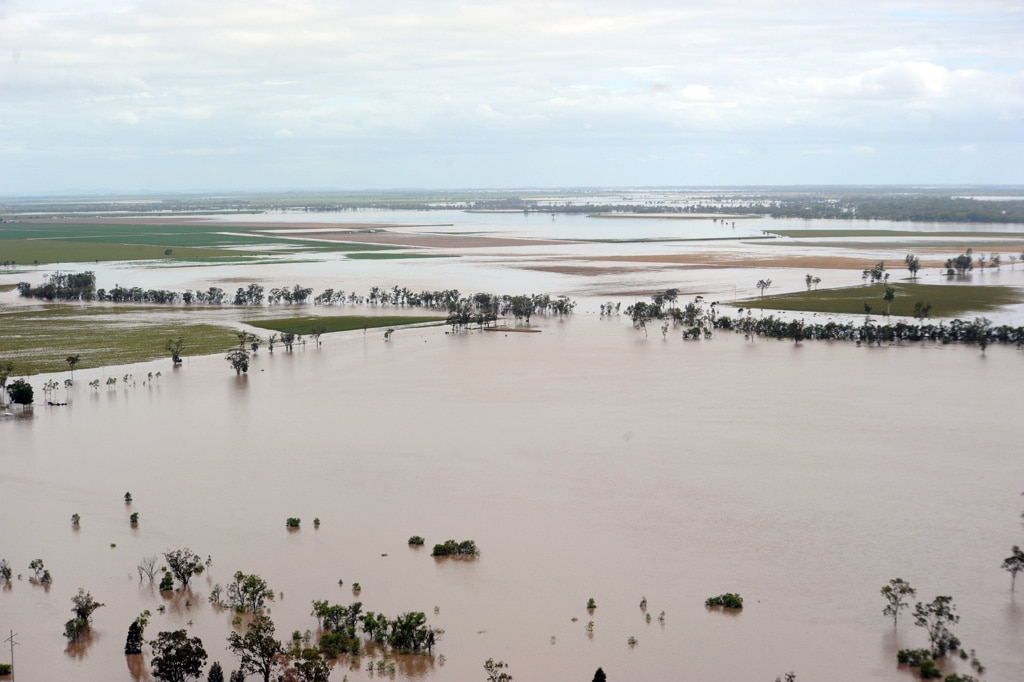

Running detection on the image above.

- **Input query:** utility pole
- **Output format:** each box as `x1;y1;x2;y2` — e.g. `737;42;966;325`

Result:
4;630;18;681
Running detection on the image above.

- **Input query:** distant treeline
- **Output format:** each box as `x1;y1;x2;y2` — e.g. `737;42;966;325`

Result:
6;188;1024;224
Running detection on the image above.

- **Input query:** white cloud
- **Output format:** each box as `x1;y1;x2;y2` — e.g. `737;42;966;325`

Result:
2;0;1022;191
110;110;140;125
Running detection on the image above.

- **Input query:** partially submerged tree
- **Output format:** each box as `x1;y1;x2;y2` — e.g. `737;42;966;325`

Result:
164;548;203;588
224;571;273;612
126;609;153;655
225;347;250;375
904;254;921;279
151;629;208;682
945;249;974;276
914;596;960;658
484;658;513;682
280;647;330;682
756;279;772;297
309;325;326;348
1002;546;1024;591
881;578;916;627
227;614;283;682
166;337;185;365
207;661;224;682
71;588;105;623
7;378;33;407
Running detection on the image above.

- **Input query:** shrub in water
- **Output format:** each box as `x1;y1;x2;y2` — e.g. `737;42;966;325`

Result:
705;593;743;609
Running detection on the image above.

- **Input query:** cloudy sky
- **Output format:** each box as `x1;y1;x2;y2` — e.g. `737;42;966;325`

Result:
2;0;1022;194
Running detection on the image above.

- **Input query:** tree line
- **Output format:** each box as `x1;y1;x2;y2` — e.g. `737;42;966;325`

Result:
622;289;1024;350
13;272;577;323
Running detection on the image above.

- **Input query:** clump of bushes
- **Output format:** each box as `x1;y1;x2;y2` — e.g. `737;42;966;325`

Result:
286;517;301;528
408;536;425;546
898;649;945;679
431;539;478;557
705;593;743;609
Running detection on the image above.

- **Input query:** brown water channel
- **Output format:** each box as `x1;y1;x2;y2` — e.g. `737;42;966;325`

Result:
1;316;1022;681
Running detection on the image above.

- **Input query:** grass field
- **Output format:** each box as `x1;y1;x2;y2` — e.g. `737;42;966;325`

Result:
0;221;397;264
0;304;240;376
742;282;1023;317
246;315;447;335
0;238;264;265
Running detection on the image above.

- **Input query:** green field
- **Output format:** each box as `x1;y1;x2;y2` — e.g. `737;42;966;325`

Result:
0;305;240;376
0;238;264;265
0;220;397;264
246;315;447;335
742;282;1023;317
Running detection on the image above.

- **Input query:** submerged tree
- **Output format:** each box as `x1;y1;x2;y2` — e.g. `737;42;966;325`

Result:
945;249;974;276
7;378;33;407
163;548;203;588
71;588;105;623
309;325;326;348
166;337;185;365
225;347;250;375
484;658;513;682
914;596;960;658
904;254;921;279
1002;546;1024;591
224;571;274;612
227;614;283;682
756;279;772;297
66;354;80;378
151;630;208;682
881;578;916;627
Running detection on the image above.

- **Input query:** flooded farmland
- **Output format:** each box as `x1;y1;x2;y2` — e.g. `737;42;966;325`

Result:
2;318;1023;681
2;209;1024;681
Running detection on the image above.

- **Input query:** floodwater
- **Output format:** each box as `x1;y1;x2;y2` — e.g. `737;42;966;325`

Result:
2;316;1023;682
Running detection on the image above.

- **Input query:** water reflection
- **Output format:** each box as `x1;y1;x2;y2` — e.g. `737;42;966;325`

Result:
64;629;99;661
126;653;151;681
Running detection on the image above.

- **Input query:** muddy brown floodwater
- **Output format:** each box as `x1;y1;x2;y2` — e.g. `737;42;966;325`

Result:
2;313;1022;682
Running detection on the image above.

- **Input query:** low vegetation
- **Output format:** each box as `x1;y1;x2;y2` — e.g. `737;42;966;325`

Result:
431;539;479;557
0;305;239;375
705;593;743;609
742;283;1021;318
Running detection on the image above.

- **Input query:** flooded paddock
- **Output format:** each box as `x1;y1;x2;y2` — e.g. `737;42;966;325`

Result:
2;315;1022;681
